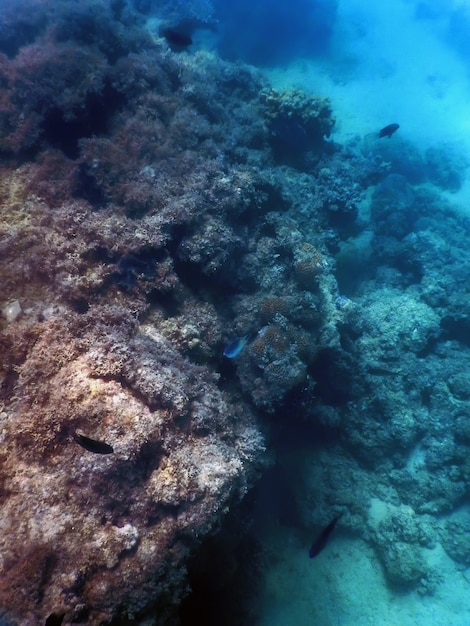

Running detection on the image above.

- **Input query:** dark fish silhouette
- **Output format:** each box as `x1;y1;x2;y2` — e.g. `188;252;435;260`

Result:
378;123;399;139
73;431;114;455
160;27;193;49
309;513;343;558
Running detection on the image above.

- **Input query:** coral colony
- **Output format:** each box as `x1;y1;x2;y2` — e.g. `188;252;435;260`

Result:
1;0;470;624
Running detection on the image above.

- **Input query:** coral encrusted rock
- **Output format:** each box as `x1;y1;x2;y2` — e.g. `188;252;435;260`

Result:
0;305;266;624
0;0;360;621
261;87;335;156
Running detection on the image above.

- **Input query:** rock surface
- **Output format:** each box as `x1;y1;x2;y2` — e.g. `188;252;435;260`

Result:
0;1;346;623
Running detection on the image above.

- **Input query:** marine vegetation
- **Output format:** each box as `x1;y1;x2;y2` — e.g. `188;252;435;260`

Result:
0;1;347;622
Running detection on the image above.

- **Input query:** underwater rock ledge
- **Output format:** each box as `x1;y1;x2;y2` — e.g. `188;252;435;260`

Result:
0;302;267;624
0;1;352;623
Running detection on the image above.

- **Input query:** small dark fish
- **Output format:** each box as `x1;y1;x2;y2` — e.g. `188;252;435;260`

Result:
223;334;250;358
73;431;114;455
378;123;400;139
309;513;343;558
160;27;193;48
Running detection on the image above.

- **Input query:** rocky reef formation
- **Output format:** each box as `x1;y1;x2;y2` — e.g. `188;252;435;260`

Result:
261;88;335;160
0;1;350;623
286;138;470;596
3;1;468;623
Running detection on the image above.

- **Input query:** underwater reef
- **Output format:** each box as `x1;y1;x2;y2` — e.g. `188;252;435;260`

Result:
2;0;470;624
0;1;345;623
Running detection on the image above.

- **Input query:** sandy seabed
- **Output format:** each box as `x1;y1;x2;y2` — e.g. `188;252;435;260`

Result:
256;524;470;626
265;0;470;193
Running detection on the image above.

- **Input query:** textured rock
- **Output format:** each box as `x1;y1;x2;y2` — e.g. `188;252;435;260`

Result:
0;0;347;622
1;0;430;621
0;305;266;623
0;3;274;621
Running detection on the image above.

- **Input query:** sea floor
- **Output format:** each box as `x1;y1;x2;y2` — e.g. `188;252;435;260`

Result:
263;0;470;193
254;524;470;626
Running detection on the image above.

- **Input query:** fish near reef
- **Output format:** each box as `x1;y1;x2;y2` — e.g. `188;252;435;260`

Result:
309;513;343;558
73;431;114;455
378;123;400;138
223;335;250;358
160;26;193;49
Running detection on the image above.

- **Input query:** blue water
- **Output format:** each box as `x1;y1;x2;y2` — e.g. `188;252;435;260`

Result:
150;0;470;191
